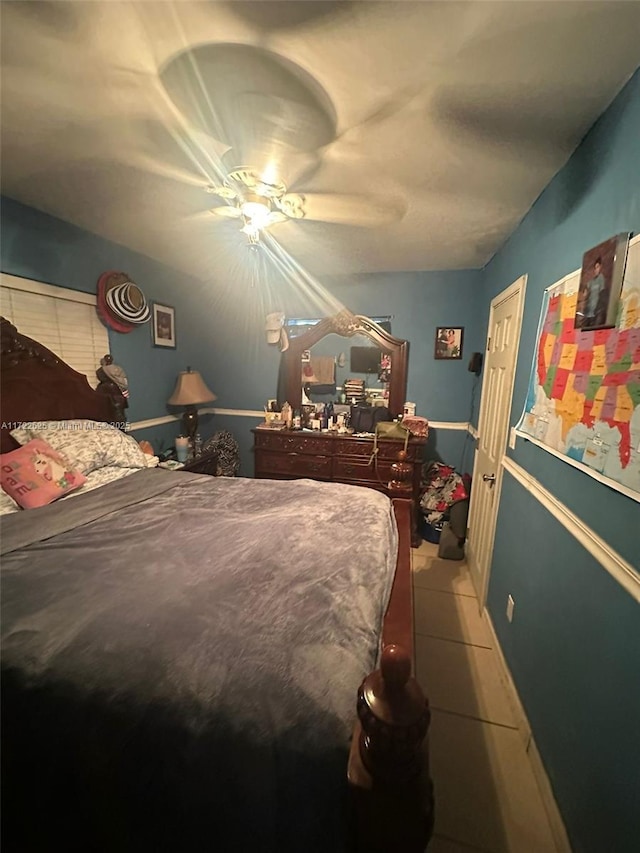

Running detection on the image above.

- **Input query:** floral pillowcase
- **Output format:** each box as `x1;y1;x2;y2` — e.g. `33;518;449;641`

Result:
0;439;86;509
10;421;152;475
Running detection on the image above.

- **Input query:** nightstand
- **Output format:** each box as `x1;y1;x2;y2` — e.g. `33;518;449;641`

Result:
180;450;219;476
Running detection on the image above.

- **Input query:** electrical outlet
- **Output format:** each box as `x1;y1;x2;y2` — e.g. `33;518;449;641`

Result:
506;594;515;623
508;427;517;450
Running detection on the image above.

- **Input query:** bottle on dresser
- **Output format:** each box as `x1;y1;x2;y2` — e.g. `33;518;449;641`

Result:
320;403;329;430
326;401;335;428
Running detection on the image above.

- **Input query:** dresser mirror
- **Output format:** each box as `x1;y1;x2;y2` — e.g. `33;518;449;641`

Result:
280;311;409;417
302;332;387;404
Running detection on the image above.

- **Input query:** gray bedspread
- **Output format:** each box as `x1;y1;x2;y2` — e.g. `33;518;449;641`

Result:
1;470;398;852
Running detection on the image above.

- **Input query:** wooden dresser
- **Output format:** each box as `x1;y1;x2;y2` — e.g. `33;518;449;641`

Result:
252;429;426;545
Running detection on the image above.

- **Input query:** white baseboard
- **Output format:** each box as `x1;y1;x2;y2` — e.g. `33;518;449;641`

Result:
483;608;573;853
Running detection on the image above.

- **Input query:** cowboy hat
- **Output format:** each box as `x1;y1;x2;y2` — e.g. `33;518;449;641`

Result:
96;271;150;333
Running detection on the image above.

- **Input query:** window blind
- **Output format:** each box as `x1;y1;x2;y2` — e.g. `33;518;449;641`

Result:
0;274;109;389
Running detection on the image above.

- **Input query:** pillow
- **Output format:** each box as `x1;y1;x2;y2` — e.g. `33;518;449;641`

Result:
1;439;86;509
10;421;149;474
0;489;19;516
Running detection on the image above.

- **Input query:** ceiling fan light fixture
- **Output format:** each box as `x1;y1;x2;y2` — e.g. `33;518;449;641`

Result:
241;215;261;237
241;221;261;245
241;193;272;229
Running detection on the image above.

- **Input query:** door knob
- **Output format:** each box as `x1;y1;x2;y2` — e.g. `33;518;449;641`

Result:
482;473;496;483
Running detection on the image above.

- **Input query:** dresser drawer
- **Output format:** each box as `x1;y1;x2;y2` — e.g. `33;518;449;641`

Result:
333;437;421;461
257;451;332;479
332;438;372;459
333;456;395;484
254;431;331;455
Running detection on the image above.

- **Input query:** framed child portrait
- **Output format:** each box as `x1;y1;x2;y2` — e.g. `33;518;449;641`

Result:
435;327;464;360
574;233;630;331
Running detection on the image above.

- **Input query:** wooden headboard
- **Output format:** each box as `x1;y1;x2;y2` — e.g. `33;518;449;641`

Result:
1;317;117;453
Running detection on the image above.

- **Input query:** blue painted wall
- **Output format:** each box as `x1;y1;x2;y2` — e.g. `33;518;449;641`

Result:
482;69;640;852
200;261;483;472
0;196;215;454
2;197;484;471
325;272;483;474
6;68;637;849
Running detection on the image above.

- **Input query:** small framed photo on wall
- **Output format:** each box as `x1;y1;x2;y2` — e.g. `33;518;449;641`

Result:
435;327;464;360
152;303;176;348
574;232;630;331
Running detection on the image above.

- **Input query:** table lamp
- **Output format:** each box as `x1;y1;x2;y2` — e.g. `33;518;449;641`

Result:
168;367;216;448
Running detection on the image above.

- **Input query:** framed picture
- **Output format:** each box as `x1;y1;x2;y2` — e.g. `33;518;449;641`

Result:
574;232;630;331
152;303;176;348
435;327;464;360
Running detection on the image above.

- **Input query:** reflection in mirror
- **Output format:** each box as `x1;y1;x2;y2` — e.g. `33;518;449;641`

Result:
281;312;408;416
301;333;390;406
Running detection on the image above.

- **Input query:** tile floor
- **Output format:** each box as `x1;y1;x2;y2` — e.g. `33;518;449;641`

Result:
412;540;561;853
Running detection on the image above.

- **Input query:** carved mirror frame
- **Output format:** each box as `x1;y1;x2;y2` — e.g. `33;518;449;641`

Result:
281;310;409;417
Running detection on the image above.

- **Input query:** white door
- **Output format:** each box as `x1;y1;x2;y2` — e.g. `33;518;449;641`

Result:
467;276;526;606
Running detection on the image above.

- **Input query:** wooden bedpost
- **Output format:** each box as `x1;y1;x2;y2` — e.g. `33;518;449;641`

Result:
348;644;434;851
348;496;434;850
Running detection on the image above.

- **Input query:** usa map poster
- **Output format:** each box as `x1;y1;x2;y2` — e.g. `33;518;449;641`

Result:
516;235;640;500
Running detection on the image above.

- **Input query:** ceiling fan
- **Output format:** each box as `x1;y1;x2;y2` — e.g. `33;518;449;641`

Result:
159;43;406;244
206;166;306;244
205;157;407;245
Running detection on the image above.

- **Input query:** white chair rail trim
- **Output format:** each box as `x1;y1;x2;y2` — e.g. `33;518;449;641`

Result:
128;409;265;431
502;456;639;603
129;412;473;431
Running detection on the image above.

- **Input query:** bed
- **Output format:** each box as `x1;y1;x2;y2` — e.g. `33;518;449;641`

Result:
0;317;433;852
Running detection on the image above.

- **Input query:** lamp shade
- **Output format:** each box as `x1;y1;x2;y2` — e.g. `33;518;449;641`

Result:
168;369;216;406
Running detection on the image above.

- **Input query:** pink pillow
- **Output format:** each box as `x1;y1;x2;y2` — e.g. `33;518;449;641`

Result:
0;439;86;509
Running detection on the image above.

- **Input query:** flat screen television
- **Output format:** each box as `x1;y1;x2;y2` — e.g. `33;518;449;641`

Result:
350;346;381;374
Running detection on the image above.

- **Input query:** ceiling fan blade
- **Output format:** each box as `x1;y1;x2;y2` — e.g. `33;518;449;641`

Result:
207;184;238;200
266;211;289;226
210;205;243;219
298;194;406;227
277;193;306;220
184;209;223;224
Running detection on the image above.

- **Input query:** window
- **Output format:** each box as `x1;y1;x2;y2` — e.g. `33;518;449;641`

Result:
284;316;392;338
1;274;109;388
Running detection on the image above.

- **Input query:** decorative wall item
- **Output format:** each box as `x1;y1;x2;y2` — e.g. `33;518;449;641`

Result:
516;234;639;500
96;271;150;334
435;327;464;359
265;312;289;352
574;232;631;331
152;303;176;348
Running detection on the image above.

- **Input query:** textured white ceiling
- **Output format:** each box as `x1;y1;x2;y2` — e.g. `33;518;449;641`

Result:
1;1;639;280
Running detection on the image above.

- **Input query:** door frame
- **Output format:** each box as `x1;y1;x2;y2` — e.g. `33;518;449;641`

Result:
469;274;527;608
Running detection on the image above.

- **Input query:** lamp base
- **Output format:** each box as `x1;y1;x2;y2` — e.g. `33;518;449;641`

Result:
182;407;199;458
